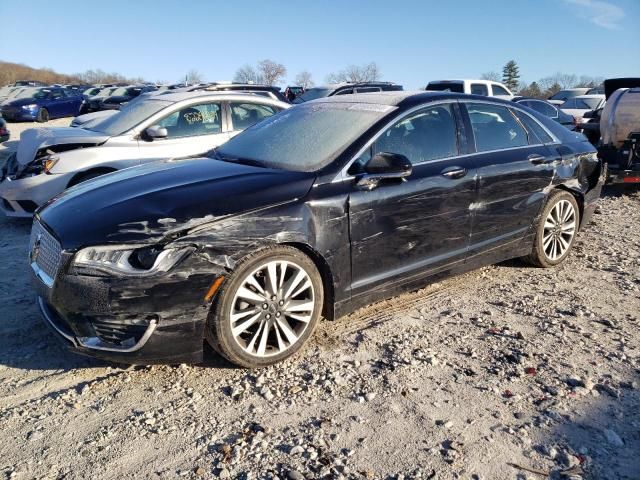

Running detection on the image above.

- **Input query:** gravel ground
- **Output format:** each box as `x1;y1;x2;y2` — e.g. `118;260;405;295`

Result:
0;120;638;480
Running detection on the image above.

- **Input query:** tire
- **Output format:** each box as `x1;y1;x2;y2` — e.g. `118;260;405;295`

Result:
206;245;324;368
67;169;111;188
525;190;580;268
36;108;49;123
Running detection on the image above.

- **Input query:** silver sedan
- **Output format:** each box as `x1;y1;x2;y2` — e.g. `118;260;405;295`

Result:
0;92;289;217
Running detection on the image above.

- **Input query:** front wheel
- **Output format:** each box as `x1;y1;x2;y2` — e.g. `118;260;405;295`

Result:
36;108;49;123
206;246;324;368
525;190;580;268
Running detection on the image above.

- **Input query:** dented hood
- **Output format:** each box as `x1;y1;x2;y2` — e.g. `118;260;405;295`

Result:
38;157;316;249
17;127;110;165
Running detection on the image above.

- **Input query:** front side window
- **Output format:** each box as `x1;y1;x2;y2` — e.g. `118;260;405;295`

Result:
334;88;354;95
374;104;458;164
492;85;511;96
157;102;222;138
230;102;278;131
467;103;528;152
470;83;489;96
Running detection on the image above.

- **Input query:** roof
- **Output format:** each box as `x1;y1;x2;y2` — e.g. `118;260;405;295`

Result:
572;94;605;99
312;90;468;107
428;79;505;84
143;90;288;104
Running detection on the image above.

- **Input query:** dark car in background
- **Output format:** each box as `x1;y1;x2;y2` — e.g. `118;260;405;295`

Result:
0;117;9;142
0;87;84;122
99;85;158;110
29;92;603;368
85;87;118;112
512;97;576;130
293;82;403;103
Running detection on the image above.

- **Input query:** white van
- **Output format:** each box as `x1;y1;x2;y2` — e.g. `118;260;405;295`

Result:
426;79;513;99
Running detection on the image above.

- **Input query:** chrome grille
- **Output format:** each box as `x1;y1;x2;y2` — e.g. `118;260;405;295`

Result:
29;221;62;286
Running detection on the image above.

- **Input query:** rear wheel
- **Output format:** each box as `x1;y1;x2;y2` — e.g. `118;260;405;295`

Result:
36;108;49;123
525;190;579;268
206;246;323;368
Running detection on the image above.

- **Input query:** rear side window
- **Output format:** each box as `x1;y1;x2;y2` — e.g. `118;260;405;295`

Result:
514;110;554;144
355;87;382;93
466;103;528;152
230;102;278;131
374;103;458;164
470;83;489;96
426;82;464;93
492;85;511;96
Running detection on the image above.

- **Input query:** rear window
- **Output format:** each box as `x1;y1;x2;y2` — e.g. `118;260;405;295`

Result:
426;82;464;93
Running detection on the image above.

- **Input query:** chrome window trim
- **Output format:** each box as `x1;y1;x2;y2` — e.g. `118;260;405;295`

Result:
333;98;560;184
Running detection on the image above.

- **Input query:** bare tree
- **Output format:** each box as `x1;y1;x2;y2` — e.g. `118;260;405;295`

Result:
185;69;204;85
326;62;382;83
294;70;314;89
257;59;287;86
481;71;501;82
233;65;263;84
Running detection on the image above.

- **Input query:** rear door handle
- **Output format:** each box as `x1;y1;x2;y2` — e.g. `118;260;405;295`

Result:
441;166;467;179
528;154;548;165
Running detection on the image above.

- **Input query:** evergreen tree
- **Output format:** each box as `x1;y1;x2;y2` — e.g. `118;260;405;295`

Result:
528;81;542;98
502;60;520;92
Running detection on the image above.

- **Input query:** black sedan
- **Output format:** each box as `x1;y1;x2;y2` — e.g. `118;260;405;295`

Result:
99;85;157;110
513;97;576;130
30;92;604;367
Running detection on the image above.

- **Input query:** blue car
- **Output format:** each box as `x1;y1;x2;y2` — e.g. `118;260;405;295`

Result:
0;87;84;123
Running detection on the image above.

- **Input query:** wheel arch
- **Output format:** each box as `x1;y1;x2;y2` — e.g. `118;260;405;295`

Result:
553;184;585;228
281;241;336;321
67;167;118;188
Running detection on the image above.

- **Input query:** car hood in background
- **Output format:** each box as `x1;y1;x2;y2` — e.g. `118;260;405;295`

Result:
38;157;316;248
17;127;110;165
71;110;117;128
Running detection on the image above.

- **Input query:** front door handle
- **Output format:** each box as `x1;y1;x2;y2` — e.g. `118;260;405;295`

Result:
441;166;467;179
528;154;548;165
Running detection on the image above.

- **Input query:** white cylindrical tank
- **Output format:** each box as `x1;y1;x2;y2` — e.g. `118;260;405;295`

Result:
600;88;640;146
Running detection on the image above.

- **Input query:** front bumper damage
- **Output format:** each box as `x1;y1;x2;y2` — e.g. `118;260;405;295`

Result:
31;237;221;365
0;171;72;217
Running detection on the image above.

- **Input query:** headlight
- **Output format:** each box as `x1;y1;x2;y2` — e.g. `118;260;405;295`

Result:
42;156;59;173
72;244;193;276
22;104;37;110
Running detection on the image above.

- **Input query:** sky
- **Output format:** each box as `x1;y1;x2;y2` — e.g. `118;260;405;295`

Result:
0;0;638;89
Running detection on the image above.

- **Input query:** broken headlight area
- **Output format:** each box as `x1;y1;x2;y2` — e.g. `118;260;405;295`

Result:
71;244;195;277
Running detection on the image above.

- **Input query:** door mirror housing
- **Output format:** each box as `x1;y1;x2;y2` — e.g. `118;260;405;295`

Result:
356;152;412;190
142;125;168;141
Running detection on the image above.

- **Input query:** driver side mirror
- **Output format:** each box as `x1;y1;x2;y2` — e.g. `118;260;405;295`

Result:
356;152;412;190
142;125;168;141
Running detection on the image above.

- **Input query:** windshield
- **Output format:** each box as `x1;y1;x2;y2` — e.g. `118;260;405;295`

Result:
110;87;129;96
549;90;583;101
83;87;100;96
581;97;603;109
96;87;116;97
293;87;332;103
24;88;52;99
213;102;394;172
89;98;172;136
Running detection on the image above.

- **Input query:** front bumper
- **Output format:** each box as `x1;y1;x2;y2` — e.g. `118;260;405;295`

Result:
0;172;73;217
31;239;218;364
1;109;37;121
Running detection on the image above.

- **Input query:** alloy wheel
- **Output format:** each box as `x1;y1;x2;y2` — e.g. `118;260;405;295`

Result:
229;260;315;358
542;199;576;261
